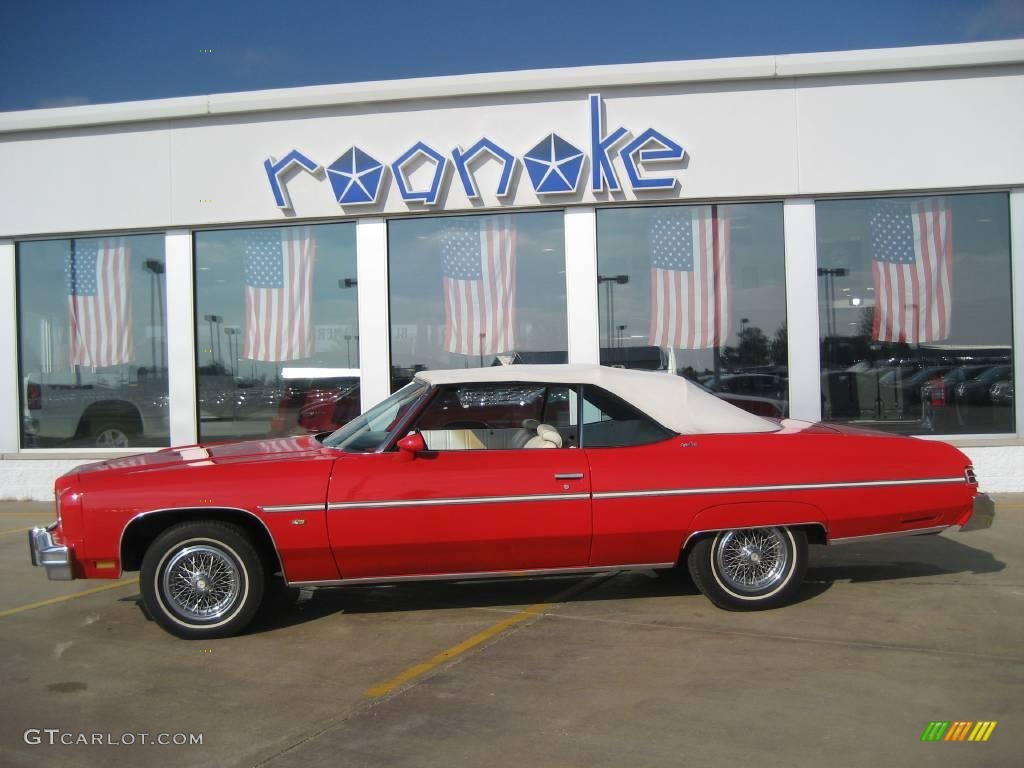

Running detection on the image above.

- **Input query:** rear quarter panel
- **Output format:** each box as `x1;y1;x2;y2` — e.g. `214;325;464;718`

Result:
585;423;974;565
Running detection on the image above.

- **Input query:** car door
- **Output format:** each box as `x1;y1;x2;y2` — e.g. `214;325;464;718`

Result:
325;382;592;579
579;384;704;567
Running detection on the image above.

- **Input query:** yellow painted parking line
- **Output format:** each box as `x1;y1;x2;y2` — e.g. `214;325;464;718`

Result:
363;573;612;699
0;578;139;618
0;526;35;537
364;601;551;697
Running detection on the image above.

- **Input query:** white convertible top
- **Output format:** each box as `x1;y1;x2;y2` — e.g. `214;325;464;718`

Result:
415;364;779;435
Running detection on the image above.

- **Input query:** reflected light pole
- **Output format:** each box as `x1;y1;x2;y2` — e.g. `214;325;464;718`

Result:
204;314;223;367
223;326;241;376
816;268;848;340
144;259;165;375
339;279;358;367
598;274;629;352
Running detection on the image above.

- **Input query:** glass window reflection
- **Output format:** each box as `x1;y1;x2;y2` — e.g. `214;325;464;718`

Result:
17;234;169;448
596;203;788;418
388;212;568;391
816;192;1014;435
194;223;358;442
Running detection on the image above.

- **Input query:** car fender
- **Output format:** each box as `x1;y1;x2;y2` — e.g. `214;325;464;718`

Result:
684;501;828;549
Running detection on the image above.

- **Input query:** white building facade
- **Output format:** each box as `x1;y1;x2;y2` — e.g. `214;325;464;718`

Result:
1;40;1022;498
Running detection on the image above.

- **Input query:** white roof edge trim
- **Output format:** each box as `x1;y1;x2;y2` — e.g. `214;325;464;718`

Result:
413;364;780;436
2;39;1023;134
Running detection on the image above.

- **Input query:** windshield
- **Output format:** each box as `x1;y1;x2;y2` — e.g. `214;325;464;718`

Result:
321;380;429;452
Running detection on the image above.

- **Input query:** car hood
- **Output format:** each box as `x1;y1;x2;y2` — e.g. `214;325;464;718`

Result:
72;434;327;477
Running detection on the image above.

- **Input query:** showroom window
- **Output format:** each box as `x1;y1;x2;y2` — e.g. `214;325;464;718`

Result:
388;212;568;391
194;222;358;442
596;203;788;417
816;192;1013;435
16;234;168;448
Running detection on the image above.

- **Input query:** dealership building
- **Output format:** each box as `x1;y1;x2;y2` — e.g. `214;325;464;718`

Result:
0;39;1022;498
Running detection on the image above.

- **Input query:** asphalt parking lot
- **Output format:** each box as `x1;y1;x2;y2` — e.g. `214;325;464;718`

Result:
1;498;1022;768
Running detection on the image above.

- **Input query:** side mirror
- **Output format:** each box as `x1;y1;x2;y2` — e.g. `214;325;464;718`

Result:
396;432;426;460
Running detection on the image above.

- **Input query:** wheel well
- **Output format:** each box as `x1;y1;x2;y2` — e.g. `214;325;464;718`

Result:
120;509;283;577
677;522;827;565
76;400;143;437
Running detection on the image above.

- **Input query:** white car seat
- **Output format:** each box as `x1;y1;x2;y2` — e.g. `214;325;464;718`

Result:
524;423;563;449
510;418;541;449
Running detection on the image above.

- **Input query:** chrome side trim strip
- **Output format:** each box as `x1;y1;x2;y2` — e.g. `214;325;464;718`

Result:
328;492;590;511
593;477;965;501
290;562;676;587
829;525;949;545
260;503;326;513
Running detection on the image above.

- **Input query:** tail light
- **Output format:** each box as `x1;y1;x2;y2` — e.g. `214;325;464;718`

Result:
929;376;945;407
965;466;978;486
27;382;42;410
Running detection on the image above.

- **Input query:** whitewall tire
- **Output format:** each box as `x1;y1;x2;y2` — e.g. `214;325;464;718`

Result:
687;526;807;611
140;521;265;639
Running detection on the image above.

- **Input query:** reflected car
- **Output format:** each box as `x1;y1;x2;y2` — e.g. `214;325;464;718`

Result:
270;376;361;435
989;379;1013;407
955;365;1012;407
693;379;787;418
878;366;953;411
919;365;991;408
29;364;992;639
22;377;170;448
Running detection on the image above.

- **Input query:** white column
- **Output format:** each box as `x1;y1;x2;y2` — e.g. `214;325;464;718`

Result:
356;218;391;411
0;240;18;452
564;207;600;365
165;230;198;446
783;199;822;422
1011;189;1024;438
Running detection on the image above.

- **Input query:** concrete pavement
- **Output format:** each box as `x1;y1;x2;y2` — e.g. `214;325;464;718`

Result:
1;497;1021;767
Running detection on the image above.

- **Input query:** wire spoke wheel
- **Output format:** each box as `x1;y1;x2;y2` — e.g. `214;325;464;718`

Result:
714;527;790;593
161;544;241;622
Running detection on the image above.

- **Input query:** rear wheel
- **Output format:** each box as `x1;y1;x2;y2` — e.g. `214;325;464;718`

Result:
687;526;806;611
90;421;133;447
141;521;265;639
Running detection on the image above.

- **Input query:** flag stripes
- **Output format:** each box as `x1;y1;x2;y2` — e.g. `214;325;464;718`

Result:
441;215;517;356
871;198;953;344
649;206;731;349
67;238;134;368
243;227;316;362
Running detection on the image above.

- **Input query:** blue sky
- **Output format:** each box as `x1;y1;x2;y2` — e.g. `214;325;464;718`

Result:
1;0;1022;112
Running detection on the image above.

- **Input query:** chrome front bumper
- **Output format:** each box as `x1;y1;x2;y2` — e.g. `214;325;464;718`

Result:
961;493;995;532
28;524;74;580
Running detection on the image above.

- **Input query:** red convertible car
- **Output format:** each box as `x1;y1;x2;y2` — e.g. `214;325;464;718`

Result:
29;365;993;639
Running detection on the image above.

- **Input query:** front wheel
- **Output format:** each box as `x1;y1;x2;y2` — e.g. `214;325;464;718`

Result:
140;521;265;639
687;526;807;611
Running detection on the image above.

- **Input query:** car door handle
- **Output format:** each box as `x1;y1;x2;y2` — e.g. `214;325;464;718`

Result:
554;473;584;480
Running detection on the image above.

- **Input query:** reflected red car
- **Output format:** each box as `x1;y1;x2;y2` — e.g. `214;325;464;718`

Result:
30;365;993;639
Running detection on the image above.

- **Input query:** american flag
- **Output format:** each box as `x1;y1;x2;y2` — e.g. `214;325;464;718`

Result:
66;238;133;367
243;227;316;362
869;199;952;343
648;206;731;349
441;215;517;356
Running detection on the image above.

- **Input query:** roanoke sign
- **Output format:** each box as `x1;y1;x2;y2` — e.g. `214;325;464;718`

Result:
264;94;686;211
